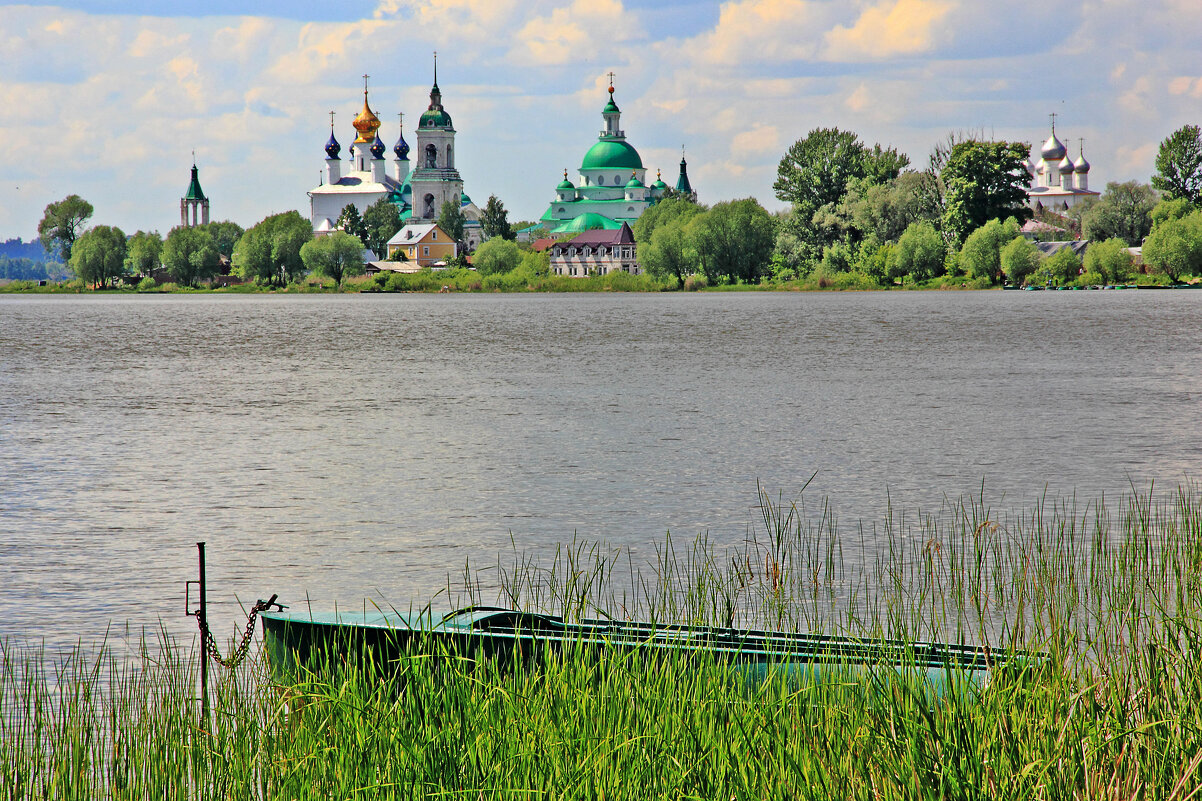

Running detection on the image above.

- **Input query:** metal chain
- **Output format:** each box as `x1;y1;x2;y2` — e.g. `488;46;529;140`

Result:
197;595;277;669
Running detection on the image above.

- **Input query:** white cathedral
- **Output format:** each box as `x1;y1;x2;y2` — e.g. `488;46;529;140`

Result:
1024;119;1098;213
308;68;482;254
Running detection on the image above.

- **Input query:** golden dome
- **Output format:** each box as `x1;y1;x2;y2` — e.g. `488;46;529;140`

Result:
352;91;381;144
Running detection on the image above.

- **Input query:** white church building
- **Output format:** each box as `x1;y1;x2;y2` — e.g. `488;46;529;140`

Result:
1024;119;1098;213
308;68;482;254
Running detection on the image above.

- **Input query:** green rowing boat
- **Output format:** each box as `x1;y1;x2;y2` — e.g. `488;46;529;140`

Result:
261;605;1028;692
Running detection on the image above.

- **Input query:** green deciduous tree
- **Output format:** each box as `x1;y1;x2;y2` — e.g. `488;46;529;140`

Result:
233;210;313;286
838;172;937;246
941;141;1032;245
299;231;365;285
124;230;162;277
472;238;522;275
1041;247;1082;285
1081;182;1157;246
774;128;908;212
1083;238;1135;284
1142;210;1202;282
38;195;94;263
1152;124;1202;206
689;198;775;284
894;221;946;282
70;225;126;288
958;217;1021;282
197;220;244;260
161;226;221;286
362;198;401;259
642;213;701;285
437;199;466;245
480;195;515;241
633;196;703;243
1151;198;1194;230
1000;236;1040;285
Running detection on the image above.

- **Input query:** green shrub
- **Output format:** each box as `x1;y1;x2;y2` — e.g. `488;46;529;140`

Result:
136;277;157;292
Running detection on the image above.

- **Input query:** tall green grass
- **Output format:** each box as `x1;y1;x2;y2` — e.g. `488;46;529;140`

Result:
5;484;1202;797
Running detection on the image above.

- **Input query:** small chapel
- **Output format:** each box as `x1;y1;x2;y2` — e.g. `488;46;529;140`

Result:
308;63;482;254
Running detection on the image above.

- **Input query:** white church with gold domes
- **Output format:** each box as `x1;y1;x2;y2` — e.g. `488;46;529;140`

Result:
308;68;483;253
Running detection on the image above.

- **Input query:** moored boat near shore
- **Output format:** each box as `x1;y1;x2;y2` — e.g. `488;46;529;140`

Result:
261;604;1032;692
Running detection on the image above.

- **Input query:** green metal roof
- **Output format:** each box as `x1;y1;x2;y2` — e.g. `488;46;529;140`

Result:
550;213;623;234
603;98;620;114
625;174;645;188
184;165;206;201
581;139;643;170
420;108;453;128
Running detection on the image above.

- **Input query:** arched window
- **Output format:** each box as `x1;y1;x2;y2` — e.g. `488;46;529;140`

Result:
446;144;453;166
425;144;437;168
423;193;435;217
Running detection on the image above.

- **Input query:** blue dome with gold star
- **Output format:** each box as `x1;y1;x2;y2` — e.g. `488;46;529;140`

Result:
370;134;386;159
394;130;409;160
325;131;341;159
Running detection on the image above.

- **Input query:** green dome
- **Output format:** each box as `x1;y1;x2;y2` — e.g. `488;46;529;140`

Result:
420;108;453;128
652;178;668;189
603;98;620;114
624;173;644;189
581;139;643;170
550;213;622;234
557;177;576;190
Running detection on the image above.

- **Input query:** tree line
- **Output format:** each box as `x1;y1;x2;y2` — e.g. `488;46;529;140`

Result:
30;123;1202;291
630;123;1202;287
34;190;518;289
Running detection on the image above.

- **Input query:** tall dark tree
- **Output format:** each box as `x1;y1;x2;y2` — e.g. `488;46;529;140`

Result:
70;225;127;288
1152;124;1202;206
774;128;898;219
480;195;515;240
38;195;94;263
437;199;467;246
335;204;369;244
1081;181;1157;246
362;198;401;258
940;140;1032;245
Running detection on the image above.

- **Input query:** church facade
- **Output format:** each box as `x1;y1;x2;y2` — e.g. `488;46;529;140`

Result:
538;80;693;235
308;70;482;254
1024;120;1098;213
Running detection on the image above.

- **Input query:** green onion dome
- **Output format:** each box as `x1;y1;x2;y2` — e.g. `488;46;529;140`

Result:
420;107;453;128
557;169;575;190
651;169;668;189
581;139;643;170
624;172;645;189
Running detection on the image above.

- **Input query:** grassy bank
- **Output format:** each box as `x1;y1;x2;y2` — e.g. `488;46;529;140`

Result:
4;485;1202;797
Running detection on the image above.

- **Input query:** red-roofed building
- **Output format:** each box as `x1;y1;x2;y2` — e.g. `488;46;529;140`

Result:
549;223;640;277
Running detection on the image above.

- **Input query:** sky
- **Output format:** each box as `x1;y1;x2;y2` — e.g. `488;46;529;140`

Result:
2;0;1200;240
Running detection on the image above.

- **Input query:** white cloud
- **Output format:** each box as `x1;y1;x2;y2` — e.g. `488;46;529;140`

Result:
509;0;635;66
824;0;954;61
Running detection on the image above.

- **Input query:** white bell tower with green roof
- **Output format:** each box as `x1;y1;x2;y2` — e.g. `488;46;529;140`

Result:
409;52;464;222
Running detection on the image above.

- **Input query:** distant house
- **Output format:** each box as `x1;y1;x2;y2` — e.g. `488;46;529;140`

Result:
385;223;458;267
549;222;639;277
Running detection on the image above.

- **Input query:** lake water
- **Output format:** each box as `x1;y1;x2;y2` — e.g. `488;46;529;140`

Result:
2;290;1200;652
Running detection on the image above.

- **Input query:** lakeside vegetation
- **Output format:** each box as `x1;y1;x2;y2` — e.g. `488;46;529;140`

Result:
10;124;1202;295
5;484;1202;796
